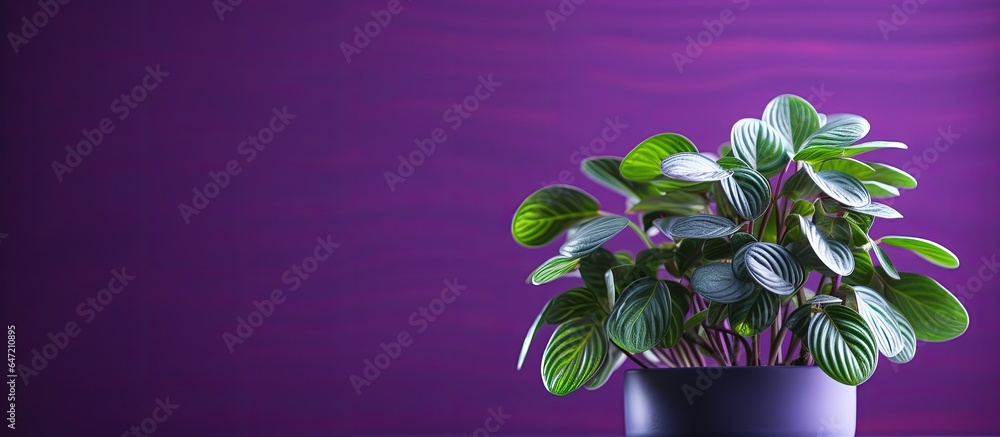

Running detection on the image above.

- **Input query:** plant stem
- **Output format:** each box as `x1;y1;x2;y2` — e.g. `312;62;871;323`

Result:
626;220;654;249
831;275;842;295
751;335;761;366
614;343;648;369
769;308;788;366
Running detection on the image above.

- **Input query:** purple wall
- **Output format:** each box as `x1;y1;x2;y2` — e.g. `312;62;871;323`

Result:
1;0;998;435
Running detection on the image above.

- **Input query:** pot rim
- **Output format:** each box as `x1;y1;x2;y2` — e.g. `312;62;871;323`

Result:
625;365;822;374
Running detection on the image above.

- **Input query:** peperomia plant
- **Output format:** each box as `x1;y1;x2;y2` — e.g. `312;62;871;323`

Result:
512;94;969;395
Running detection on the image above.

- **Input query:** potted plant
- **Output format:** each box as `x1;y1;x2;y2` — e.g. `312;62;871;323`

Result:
511;95;969;437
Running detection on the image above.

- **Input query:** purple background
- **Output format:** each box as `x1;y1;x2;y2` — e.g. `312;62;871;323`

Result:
1;0;998;435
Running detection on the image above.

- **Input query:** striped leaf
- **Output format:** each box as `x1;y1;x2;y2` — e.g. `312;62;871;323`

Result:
853;286;905;357
659;281;691;348
864;181;900;198
606;278;671;353
877;269;969;341
581;157;660;202
819;158;875;179
780;169;822;200
517;301;550;370
804;165;871;208
528;256;581;285
512;186;600;247
744;242;805;295
867;162;917;189
802;114;870;149
707;301;729;326
580;249;623;293
844;250;874;286
886;308;917;364
660;152;732;182
559;216;630;258
872;242;899;279
845;202;902;219
794;141;907;164
799;215;855;276
669;215;740;239
585;346;625;390
808;305;878;386
880;236;959;269
546;287;608;324
730;118;790;177
729;289;780;336
719;167;772;221
690;261;756;303
541;318;608;395
762;94;821;151
620;133;698;181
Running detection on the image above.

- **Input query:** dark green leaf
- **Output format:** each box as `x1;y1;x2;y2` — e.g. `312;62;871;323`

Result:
808;304;878;386
607;278;672;353
799;216;855;276
762;94;821;151
660;281;691;348
804;165;871;208
744;242;806;295
801;114;870;149
780;169;821;200
720;167;772;221
886;308;917;364
517;301;550;370
585;346;625;390
580;249;622;292
852;286;904;357
684;310;708;331
707;301;728;326
547;287;607;324
669;215;740;239
730;118;790;177
794;141;907;164
872;243;899;280
729;289;780;336
560;216;630;258
690;261;756;303
844;250;874;286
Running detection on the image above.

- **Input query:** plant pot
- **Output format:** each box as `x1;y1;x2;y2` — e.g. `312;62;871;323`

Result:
624;366;855;437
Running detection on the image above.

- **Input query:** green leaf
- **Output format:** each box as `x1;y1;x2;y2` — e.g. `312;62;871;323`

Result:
863;181;899;198
867;162;917;189
674;238;704;278
512;186;600;247
580;249;622;292
819;158;875;179
886;308;917;364
517;301;550;370
529;256;581;285
669;215;740;239
730;231;757;253
621;133;699;181
581;157;660;202
743;242;805;295
660;153;732;182
541;318;607;395
808;304;878;386
802;114;870;149
872;243;899;280
719;167;772;221
559;216;631;258
762;94;821;151
607;278;672;353
880;236;960;268
852;286;904;357
707;301;728;326
660;281;691;348
844;250;874;286
794;141;907;164
804;165;871;207
690;261;755;303
626;192;707;214
877;269;969;341
845;202;902;219
547;287;607;324
799;216;855;276
585;347;625;390
729;289;780;336
730;118;791;177
634;248;673;275
684;310;708;331
785;304;812;341
702;238;733;261
780;169;821;200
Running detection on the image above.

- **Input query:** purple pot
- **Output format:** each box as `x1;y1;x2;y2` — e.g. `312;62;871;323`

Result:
624;367;856;437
